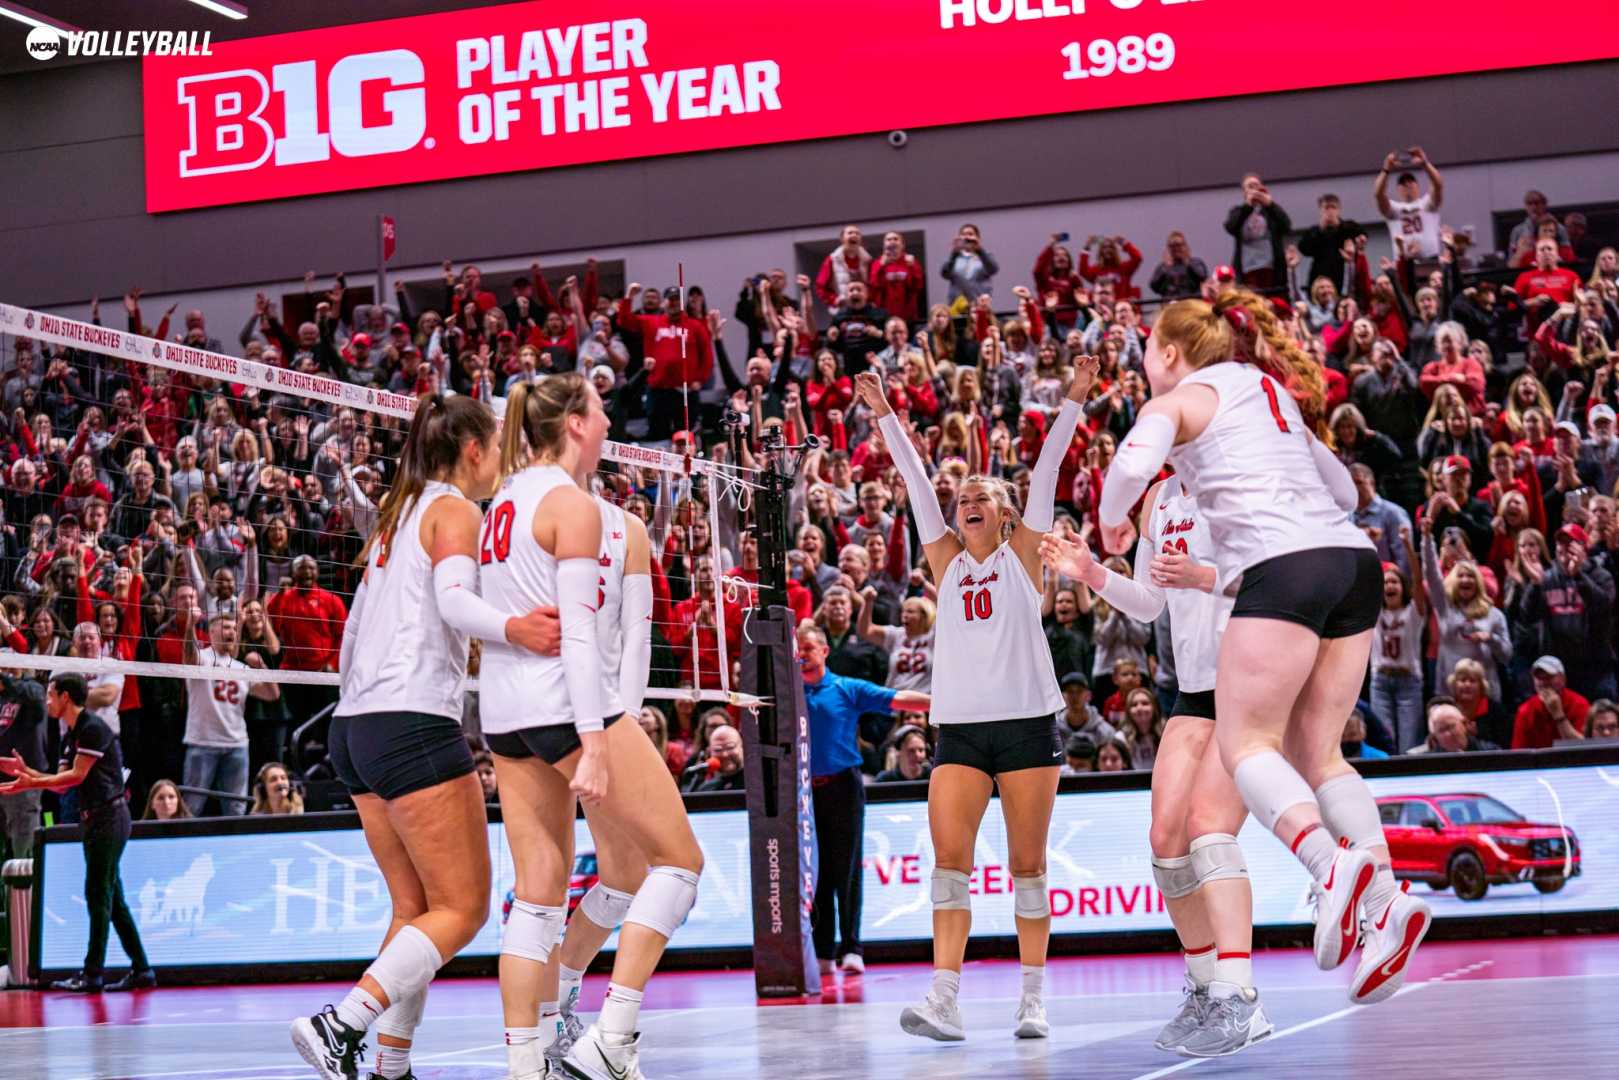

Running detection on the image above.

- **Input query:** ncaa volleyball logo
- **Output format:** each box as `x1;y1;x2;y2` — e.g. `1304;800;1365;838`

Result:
23;313;34;330
153;342;163;359
26;27;61;61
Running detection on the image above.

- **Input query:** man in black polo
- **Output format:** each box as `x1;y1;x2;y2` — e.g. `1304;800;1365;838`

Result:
0;662;47;858
0;674;154;992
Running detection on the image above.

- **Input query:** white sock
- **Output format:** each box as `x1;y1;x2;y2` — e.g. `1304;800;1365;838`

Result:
1020;964;1044;999
1314;771;1399;915
1184;944;1217;989
559;963;586;1013
538;1002;562;1048
505;1026;542;1077
334;985;385;1031
931;968;961;1005
1214;951;1254;990
598;982;643;1039
1292;824;1339;882
1363;864;1401;917
374;1043;411;1080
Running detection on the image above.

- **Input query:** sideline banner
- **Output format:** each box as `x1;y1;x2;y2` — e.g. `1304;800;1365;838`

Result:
140;0;1619;212
37;764;1616;971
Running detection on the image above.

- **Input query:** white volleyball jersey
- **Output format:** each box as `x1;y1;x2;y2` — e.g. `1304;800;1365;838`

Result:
478;464;581;734
1372;602;1424;678
1144;476;1231;694
1168;362;1373;594
878;626;935;693
929;543;1064;724
337;481;469;721
183;648;251;749
595;497;630;715
1385;195;1442;259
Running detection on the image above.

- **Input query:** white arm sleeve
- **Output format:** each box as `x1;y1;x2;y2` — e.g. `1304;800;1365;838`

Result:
1023;399;1081;533
433;554;511;643
618;574;654;714
340;577;367;676
556;557;607;733
878;413;948;544
1099;413;1176;526
1309;435;1359;512
1094;537;1168;623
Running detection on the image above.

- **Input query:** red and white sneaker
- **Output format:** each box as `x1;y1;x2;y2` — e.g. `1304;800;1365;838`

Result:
1310;847;1375;971
1349;887;1431;1005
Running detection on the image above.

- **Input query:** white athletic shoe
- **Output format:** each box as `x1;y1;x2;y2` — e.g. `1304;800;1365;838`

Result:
558;1024;645;1080
1174;983;1272;1058
289;1006;366;1080
840;953;866;974
1013;994;1049;1039
1153;978;1209;1052
544;1009;587;1070
1312;847;1376;971
1349;887;1432;1005
899;993;966;1041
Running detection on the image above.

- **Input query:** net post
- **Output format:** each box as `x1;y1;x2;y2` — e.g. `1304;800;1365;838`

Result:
738;604;818;999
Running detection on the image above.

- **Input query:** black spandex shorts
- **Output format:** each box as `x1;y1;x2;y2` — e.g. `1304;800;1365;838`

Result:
1171;689;1217;721
934;713;1064;776
486;713;623;765
330;710;476;800
1232;547;1382;639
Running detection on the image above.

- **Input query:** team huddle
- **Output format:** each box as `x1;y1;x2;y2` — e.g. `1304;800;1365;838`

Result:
287;287;1426;1079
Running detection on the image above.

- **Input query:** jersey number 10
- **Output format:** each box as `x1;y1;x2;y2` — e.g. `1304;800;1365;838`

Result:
481;502;516;565
961;588;994;622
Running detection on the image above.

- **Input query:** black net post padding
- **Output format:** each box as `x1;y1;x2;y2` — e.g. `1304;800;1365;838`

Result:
739;604;819;999
753;465;793;613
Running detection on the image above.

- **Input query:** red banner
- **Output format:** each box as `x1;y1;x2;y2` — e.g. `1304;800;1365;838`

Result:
381;215;396;261
141;0;1619;213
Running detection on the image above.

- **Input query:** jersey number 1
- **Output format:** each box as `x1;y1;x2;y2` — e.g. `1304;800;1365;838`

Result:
481;502;515;565
962;588;993;622
1260;376;1290;434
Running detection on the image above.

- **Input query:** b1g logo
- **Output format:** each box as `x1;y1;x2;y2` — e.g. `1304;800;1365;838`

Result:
178;49;427;178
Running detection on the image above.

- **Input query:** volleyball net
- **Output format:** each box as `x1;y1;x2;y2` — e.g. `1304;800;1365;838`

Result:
0;301;772;720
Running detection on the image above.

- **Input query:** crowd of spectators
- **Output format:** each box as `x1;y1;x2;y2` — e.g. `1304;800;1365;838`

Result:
1;147;1617;848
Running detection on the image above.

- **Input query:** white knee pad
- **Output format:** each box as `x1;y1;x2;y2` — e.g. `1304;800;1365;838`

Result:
1151;854;1199;899
1231;751;1317;834
1188;833;1249;886
502;899;566;964
931;869;971;911
623;866;700;939
364;924;444;1006
1314;773;1385;850
374;987;426;1040
1013;874;1050;919
578;882;636;930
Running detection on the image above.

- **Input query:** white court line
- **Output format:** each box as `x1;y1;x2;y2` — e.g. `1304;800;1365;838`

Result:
1123;959;1495;1080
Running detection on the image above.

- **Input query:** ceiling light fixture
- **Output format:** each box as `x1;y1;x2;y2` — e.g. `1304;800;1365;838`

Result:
0;2;82;33
181;0;249;19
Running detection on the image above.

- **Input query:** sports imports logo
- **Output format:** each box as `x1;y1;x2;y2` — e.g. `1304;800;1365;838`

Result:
27;27;215;62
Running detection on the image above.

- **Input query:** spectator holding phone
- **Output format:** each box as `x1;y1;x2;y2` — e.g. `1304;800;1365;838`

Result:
1375;147;1445;260
1223;173;1291;294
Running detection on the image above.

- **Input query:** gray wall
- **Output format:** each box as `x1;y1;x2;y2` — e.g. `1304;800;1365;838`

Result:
3;57;1618;309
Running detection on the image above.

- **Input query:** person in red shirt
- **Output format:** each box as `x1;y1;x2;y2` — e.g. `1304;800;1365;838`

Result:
1418;324;1487;413
664;557;744;690
266;555;347;725
1514;240;1582;331
1078;235;1144;301
444;262;498;314
1511;655;1591;749
815;225;873;313
618;285;714;441
868;232;924;325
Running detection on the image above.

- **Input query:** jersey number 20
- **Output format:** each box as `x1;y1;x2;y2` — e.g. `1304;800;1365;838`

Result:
481;502;516;565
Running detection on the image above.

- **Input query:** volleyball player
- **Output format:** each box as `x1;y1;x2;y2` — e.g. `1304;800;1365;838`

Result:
1041;478;1270;1058
540;489;656;1073
291;395;558;1080
1097;291;1430;1006
858;357;1094;1043
480;375;701;1080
